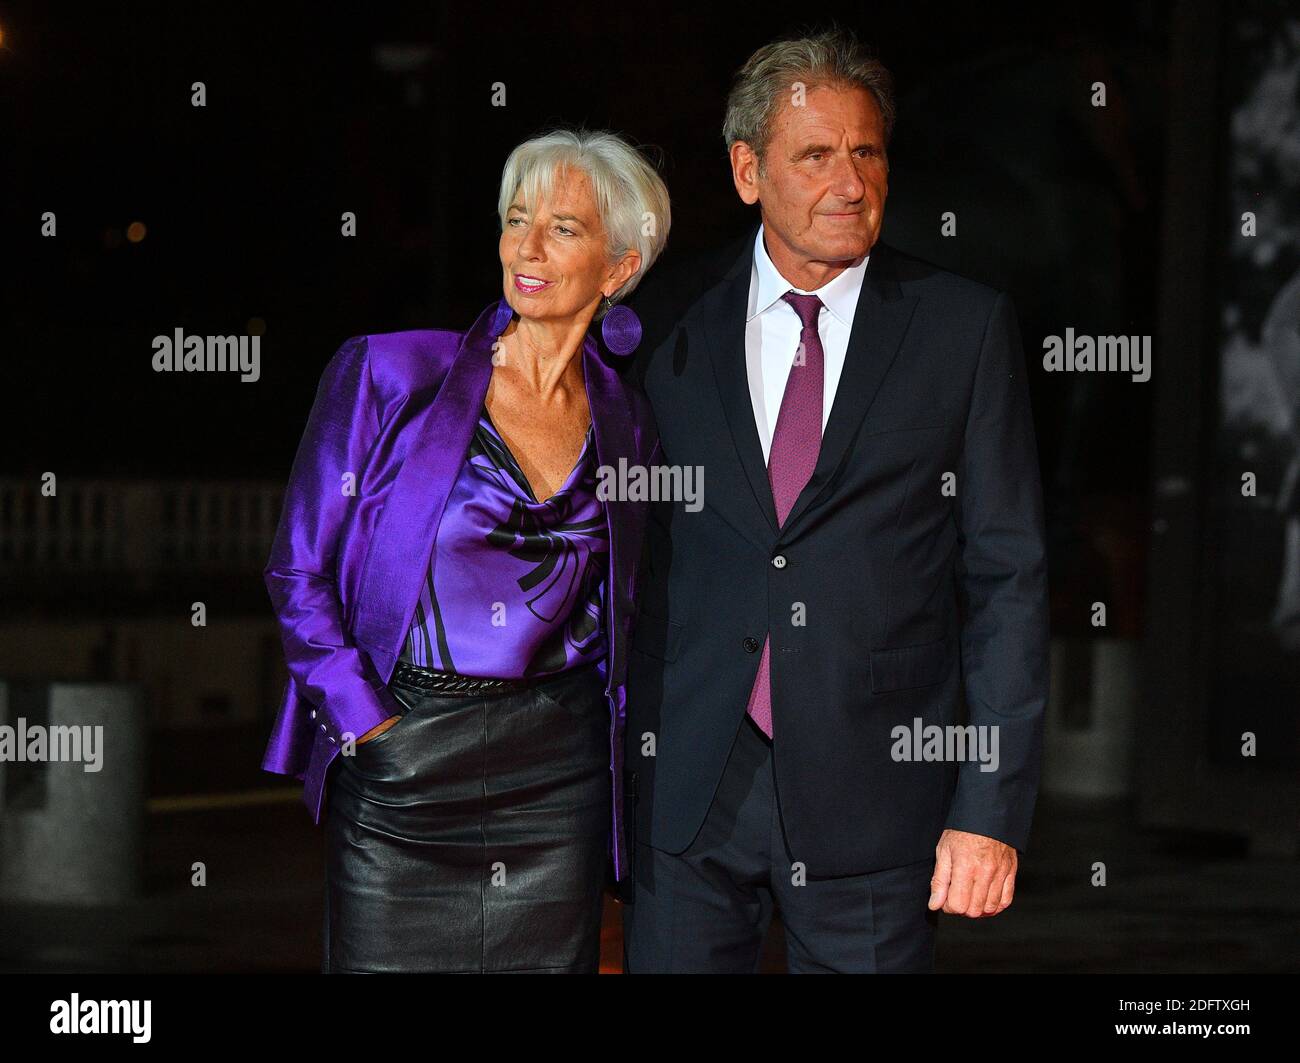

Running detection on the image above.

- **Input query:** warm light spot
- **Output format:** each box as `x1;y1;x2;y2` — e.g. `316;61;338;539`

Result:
126;221;147;243
247;317;266;336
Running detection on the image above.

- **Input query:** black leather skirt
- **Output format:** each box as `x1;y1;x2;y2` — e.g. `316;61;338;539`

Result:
322;662;610;973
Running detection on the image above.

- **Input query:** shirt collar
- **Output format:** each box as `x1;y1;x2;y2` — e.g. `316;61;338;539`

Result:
747;223;870;325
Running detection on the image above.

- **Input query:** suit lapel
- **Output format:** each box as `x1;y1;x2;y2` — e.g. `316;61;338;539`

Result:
355;299;503;662
780;241;919;532
583;335;636;689
699;232;780;539
695;233;920;542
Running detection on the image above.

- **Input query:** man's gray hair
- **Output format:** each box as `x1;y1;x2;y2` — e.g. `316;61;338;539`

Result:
722;27;895;168
497;128;671;312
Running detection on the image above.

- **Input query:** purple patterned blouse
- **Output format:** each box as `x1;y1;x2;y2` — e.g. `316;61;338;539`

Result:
398;401;609;678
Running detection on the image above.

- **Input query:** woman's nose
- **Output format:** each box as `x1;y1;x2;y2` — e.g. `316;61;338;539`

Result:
517;222;544;259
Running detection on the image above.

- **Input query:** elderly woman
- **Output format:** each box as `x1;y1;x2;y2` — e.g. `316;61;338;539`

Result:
260;128;669;973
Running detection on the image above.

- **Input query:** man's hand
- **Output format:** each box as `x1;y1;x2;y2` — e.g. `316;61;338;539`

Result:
928;828;1017;918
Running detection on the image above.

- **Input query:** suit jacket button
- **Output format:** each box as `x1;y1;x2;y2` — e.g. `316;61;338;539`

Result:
743;637;759;653
772;554;787;569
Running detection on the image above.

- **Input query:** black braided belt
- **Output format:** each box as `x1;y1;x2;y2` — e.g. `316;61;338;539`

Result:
390;661;533;697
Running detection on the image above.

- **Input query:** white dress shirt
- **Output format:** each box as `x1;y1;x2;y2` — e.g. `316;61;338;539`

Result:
745;224;870;463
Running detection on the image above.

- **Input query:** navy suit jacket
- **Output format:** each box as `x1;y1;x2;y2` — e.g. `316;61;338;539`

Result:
621;230;1050;877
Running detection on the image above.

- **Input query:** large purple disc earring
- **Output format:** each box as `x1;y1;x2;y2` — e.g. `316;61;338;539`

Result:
600;296;642;356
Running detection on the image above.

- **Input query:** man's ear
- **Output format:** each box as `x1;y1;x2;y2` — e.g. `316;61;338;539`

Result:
729;141;761;206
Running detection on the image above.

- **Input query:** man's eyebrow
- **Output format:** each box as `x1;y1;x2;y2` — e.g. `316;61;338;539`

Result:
794;142;881;158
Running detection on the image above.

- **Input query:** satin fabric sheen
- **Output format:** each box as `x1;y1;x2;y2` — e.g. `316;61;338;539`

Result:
398;406;609;677
260;299;656;881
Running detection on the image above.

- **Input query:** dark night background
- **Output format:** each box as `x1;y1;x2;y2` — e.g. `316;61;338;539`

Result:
0;0;1296;977
5;1;1161;494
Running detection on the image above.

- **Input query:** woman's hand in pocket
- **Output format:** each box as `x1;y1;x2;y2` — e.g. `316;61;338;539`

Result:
357;715;403;744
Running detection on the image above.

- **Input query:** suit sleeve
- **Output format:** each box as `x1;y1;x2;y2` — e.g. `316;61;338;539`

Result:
945;291;1050;851
263;336;404;748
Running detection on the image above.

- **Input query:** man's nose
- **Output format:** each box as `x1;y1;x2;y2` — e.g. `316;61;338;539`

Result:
829;154;867;200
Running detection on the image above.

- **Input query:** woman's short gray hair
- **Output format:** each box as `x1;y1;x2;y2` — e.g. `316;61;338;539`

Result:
722;28;895;171
497;128;671;313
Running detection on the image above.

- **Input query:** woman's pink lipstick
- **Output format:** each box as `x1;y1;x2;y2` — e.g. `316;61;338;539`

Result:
513;275;553;294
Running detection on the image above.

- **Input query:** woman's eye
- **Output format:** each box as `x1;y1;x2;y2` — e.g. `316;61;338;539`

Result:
556;226;574;236
507;217;524;227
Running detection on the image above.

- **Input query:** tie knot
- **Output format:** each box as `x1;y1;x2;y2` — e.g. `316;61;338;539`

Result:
781;291;823;331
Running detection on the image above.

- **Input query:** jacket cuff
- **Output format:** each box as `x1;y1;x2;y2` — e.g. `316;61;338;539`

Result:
312;680;402;749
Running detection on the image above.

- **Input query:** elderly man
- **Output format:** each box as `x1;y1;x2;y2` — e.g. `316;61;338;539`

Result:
621;28;1049;973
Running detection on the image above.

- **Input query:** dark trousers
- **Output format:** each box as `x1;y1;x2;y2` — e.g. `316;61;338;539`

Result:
622;716;938;973
323;663;609;973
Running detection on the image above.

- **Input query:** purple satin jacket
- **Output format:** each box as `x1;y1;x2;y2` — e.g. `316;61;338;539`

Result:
259;298;657;880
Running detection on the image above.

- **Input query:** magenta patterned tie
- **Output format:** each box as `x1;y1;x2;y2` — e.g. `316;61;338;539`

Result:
745;292;825;738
